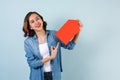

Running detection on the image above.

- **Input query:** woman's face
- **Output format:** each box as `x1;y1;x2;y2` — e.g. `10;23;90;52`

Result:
29;13;44;31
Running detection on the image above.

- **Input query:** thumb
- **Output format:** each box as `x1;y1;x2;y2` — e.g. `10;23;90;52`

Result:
50;46;53;51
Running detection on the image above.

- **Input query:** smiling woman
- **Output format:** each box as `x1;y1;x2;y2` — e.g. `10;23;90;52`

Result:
23;12;47;37
22;11;82;80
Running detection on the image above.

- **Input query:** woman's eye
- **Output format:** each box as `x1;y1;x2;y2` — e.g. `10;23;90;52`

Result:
36;18;40;21
30;20;34;23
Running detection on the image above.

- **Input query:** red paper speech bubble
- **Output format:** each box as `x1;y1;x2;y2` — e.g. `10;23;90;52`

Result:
55;20;80;45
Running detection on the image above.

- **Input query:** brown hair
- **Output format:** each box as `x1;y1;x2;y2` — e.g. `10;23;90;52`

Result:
22;11;47;37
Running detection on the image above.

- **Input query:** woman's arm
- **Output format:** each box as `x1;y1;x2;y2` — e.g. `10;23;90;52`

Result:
24;40;43;69
59;20;83;50
42;42;59;64
25;39;59;68
73;20;83;43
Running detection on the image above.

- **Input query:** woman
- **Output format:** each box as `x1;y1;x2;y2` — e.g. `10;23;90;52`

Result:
23;11;82;80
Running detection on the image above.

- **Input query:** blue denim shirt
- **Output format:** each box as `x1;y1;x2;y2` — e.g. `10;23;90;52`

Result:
24;30;76;80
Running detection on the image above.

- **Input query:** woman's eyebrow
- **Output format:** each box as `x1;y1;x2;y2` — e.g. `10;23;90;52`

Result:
29;16;40;22
35;16;40;19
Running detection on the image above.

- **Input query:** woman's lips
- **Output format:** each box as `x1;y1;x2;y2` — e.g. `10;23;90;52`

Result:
35;24;41;28
35;26;40;28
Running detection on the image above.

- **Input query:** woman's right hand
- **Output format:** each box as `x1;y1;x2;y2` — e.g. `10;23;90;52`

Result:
50;42;59;60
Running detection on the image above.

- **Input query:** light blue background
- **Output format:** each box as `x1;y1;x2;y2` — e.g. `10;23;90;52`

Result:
0;0;120;80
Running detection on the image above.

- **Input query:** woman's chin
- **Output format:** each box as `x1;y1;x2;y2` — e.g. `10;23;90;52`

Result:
35;28;44;32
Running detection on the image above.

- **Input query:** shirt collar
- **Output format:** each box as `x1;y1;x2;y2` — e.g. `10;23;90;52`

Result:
33;30;50;39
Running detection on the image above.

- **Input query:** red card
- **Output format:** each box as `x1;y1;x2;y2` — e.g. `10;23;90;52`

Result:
55;20;80;45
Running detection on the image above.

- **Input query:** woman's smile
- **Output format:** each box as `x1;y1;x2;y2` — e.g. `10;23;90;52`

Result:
35;23;41;28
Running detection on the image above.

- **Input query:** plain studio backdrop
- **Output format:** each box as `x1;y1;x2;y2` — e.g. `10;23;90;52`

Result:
0;0;120;80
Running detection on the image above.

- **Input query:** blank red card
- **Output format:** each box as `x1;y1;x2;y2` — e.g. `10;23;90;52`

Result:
55;20;80;45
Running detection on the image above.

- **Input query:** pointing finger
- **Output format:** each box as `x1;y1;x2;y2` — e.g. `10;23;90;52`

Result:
55;42;59;49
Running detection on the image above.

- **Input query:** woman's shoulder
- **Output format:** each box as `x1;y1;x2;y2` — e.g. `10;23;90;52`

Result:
47;29;57;35
46;29;59;41
24;36;34;43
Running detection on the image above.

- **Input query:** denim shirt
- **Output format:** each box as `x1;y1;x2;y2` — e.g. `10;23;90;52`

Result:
24;30;76;80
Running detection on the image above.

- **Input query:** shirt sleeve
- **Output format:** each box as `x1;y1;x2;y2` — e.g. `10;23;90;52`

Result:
60;39;76;50
24;39;43;69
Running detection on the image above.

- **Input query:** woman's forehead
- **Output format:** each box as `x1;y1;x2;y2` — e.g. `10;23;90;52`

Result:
29;14;40;20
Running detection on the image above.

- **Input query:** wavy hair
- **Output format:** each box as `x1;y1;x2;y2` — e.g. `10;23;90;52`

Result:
22;11;47;37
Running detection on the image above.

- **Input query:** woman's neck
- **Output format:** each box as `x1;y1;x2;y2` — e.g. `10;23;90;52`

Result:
35;30;46;44
35;30;46;39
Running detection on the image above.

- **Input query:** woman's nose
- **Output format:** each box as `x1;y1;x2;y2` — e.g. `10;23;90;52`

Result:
35;21;39;24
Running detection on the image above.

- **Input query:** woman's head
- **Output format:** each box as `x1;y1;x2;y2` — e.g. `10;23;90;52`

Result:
23;11;47;37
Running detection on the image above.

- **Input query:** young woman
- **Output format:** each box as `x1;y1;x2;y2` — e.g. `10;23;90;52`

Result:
23;11;83;80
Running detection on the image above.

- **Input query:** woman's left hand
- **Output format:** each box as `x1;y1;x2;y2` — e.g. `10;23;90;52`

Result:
77;20;83;32
50;42;59;60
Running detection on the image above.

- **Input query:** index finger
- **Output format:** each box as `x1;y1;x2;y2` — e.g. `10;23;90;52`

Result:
55;42;59;49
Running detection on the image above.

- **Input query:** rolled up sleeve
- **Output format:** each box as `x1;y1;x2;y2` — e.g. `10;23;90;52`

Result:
60;39;76;50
